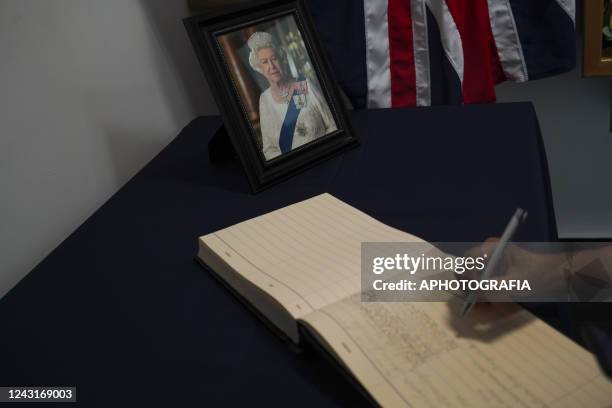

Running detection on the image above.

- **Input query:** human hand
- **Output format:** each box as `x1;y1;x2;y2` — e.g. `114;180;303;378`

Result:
464;238;567;302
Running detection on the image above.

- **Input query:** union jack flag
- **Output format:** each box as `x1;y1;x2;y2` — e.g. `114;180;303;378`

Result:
307;0;576;108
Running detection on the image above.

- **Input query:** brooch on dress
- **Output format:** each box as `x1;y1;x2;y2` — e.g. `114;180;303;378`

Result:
295;122;308;138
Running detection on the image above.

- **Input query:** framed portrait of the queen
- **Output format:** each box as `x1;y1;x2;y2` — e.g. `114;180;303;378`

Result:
185;0;357;192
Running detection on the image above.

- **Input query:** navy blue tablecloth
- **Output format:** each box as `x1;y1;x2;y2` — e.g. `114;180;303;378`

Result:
0;104;559;407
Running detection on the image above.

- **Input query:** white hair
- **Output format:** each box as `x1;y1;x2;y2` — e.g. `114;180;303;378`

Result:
247;31;285;73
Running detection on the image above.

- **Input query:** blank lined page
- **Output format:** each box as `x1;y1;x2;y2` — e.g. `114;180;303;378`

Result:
199;193;425;320
302;297;612;407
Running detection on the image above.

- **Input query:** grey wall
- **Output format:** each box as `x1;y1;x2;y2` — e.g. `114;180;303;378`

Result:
496;48;612;239
0;0;218;299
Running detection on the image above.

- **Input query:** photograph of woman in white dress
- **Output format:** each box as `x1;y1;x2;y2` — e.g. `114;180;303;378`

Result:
209;10;355;190
246;31;337;161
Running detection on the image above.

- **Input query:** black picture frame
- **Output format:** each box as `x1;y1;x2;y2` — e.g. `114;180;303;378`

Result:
184;0;358;192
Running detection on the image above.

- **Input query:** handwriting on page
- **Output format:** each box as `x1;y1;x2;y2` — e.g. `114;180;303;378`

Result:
314;298;612;408
359;303;459;370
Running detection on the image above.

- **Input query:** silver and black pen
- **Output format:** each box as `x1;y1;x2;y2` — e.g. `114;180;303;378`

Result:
461;208;528;317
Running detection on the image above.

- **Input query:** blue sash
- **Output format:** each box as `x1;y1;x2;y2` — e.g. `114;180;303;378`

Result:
278;78;308;154
278;95;300;154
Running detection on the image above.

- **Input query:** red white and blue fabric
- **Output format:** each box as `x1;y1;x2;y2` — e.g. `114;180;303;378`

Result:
307;0;575;108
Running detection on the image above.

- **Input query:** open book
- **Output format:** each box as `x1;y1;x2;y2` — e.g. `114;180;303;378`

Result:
197;193;612;407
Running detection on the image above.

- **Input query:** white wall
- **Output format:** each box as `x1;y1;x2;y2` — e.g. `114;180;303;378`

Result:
0;0;217;299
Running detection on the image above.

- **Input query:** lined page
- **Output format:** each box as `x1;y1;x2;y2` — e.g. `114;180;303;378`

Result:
302;297;612;407
199;193;426;320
